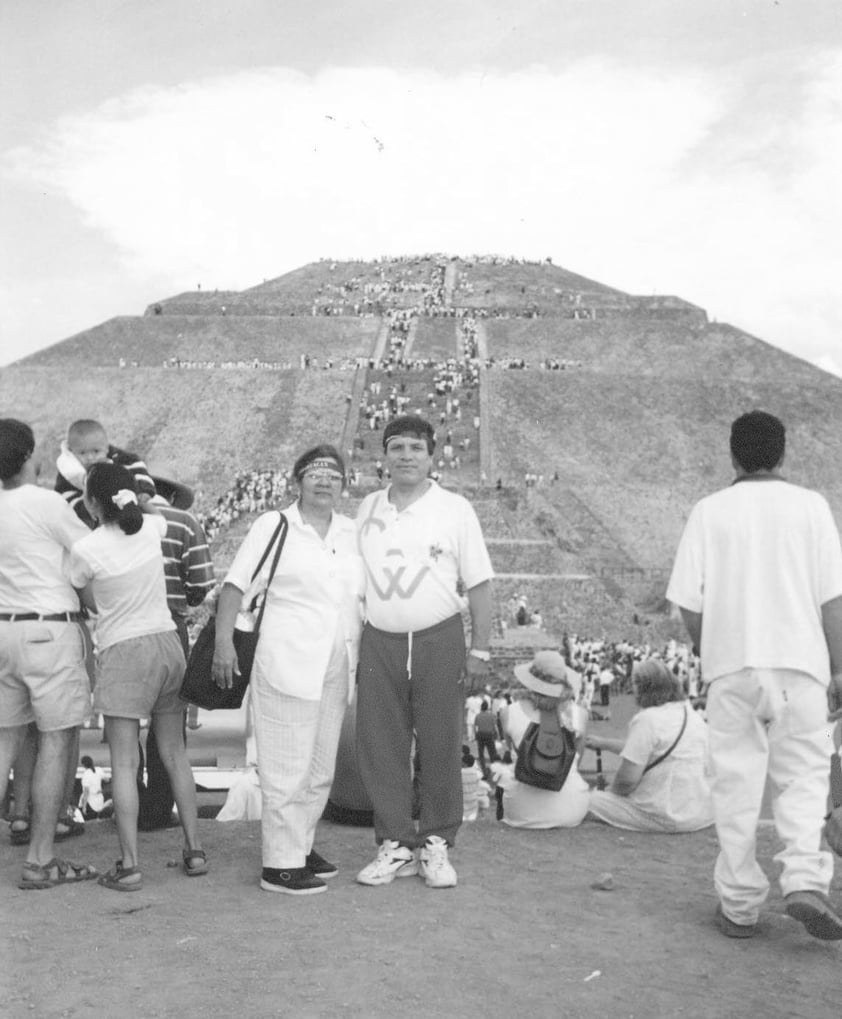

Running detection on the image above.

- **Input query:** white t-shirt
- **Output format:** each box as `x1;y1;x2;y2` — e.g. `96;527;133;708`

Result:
667;479;842;685
618;701;713;829
0;484;89;613
68;514;173;649
494;698;590;829
224;504;364;700
80;767;106;813
356;481;493;633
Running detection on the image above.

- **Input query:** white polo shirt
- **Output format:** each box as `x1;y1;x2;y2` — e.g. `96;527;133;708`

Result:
356;481;494;633
0;484;89;614
666;478;842;686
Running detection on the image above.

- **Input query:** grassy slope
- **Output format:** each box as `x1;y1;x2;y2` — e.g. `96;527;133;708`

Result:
487;324;842;568
413;318;460;360
18;316;380;367
0;367;354;502
453;259;627;310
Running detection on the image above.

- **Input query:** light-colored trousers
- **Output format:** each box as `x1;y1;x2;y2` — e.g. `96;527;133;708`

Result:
706;668;834;925
251;635;349;869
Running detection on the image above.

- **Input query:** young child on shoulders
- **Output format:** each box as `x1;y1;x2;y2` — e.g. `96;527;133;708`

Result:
55;419;155;526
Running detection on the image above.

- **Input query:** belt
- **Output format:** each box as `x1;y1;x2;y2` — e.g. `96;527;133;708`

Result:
0;611;85;623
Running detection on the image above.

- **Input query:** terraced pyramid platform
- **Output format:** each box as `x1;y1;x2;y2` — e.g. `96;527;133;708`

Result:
4;254;841;643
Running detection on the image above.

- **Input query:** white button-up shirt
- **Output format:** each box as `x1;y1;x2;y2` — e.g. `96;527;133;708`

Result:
224;503;364;700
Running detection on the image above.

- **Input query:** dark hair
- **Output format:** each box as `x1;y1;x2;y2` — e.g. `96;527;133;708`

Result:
81;756;95;771
730;411;785;473
382;415;436;454
292;444;346;483
0;419;35;481
633;659;685;708
85;462;143;535
480;701;489;711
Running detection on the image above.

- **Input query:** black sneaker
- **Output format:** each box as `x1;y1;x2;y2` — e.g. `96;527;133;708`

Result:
306;849;338;879
260;866;326;895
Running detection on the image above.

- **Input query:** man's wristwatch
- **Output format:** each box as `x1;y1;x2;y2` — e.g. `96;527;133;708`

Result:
469;648;490;662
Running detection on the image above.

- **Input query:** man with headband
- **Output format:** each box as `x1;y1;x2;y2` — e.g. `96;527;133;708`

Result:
355;415;493;889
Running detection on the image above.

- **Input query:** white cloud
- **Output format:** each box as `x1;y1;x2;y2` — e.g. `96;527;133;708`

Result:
5;57;842;367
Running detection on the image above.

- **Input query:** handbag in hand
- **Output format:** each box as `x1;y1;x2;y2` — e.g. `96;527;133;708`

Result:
180;512;288;710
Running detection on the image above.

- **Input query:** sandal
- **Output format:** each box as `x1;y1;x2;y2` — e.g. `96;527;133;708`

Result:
9;815;30;846
98;860;143;892
19;857;99;890
182;848;208;877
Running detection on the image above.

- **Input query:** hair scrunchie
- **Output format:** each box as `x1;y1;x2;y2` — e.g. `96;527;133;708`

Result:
113;489;138;509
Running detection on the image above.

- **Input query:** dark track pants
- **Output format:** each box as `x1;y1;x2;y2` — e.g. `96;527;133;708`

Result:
356;615;465;848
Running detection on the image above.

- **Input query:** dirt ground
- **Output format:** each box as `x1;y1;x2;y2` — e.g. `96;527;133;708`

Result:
2;811;840;1019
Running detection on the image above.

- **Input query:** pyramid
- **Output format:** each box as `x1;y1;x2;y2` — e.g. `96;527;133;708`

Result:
4;254;841;642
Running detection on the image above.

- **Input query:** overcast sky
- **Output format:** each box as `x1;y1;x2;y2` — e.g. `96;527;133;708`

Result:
2;1;841;371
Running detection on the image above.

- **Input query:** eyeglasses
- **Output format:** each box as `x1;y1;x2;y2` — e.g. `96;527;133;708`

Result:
302;470;344;483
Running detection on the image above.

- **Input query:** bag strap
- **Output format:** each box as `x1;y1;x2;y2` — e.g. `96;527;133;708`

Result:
249;512;286;583
251;512;289;636
538;707;564;739
643;703;688;774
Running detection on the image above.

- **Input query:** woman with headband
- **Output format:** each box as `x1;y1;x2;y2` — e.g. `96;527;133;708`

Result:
68;462;206;891
213;445;364;895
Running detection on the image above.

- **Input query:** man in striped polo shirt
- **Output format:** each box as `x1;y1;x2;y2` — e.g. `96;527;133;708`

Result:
139;477;214;830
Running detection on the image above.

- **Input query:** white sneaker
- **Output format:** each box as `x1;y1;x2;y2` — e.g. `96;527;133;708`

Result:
419;836;457;888
356;840;419;886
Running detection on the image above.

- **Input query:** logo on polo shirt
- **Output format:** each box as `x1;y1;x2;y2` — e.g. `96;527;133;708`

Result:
366;550;430;600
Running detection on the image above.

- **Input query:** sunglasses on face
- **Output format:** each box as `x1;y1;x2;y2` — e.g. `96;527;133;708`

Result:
302;470;343;483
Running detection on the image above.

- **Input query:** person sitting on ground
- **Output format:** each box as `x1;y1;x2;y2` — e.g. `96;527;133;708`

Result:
461;748;482;822
585;659;714;833
490;650;590;829
78;756;112;820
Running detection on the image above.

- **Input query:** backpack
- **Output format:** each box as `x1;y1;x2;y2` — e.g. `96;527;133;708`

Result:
474;711;496;736
515;708;577;791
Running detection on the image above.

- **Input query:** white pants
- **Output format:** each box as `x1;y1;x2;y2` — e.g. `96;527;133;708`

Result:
706;669;834;925
251;634;349;869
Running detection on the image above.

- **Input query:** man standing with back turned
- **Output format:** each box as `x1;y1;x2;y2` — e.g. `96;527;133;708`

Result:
667;410;842;940
355;415;493;889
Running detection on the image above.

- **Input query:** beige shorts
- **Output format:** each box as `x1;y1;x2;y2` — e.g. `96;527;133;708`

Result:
0;620;91;732
94;630;186;719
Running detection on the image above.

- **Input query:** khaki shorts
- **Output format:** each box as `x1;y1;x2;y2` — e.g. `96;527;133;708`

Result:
94;630;186;719
0;620;91;732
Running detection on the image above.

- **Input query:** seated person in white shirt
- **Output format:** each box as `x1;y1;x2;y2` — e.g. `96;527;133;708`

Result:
586;659;714;833
490;650;590;829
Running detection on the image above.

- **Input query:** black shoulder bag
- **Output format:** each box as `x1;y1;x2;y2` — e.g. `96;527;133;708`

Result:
180;512;288;711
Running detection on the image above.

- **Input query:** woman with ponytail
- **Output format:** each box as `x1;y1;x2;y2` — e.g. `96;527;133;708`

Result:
68;462;206;891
